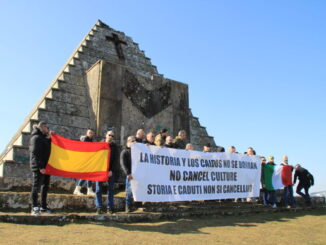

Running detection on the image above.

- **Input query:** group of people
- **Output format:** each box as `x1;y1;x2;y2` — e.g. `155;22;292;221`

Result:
29;121;315;215
260;155;314;209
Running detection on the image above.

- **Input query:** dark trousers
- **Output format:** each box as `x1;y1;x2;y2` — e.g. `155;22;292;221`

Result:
95;174;115;210
31;171;50;209
296;183;311;205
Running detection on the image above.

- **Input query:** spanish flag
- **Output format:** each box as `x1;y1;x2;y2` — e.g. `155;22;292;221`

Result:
45;134;110;181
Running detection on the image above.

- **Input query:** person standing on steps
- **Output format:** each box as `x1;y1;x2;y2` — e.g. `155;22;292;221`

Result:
281;155;296;208
95;130;119;214
135;129;146;143
30;121;53;215
173;130;187;149
120;136;136;213
294;164;314;207
155;128;168;146
144;132;156;145
73;129;96;196
263;156;277;208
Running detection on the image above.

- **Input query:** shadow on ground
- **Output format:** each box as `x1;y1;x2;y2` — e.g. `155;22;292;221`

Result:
93;209;326;235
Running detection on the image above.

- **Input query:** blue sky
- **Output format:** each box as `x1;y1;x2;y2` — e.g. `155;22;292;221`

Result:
0;1;325;192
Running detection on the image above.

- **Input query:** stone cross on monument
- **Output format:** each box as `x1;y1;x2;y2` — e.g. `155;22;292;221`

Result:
106;33;127;60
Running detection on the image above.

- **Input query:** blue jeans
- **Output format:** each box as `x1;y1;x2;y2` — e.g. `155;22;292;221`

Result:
95;175;115;210
125;177;133;207
284;185;295;207
267;190;276;205
261;189;268;206
77;179;92;188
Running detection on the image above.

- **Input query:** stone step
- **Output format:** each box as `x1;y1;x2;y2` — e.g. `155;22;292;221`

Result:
0;189;324;213
0;206;324;225
0;160;31;178
0;191;125;211
12;132;30;147
31;109;90;129
42;98;90;118
58;72;86;87
2;146;29;164
63;64;85;77
53;80;86;97
0;177;125;193
20;119;87;140
46;89;88;106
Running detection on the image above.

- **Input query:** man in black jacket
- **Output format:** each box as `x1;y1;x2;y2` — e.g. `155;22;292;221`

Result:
294;164;314;206
120;136;136;212
164;136;176;148
95;130;119;214
135;129;145;143
144;132;156;145
30;121;52;215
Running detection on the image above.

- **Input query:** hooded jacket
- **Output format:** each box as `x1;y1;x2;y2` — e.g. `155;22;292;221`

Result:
29;128;51;171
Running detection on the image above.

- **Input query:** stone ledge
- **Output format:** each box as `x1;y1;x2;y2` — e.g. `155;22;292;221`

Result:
0;206;324;225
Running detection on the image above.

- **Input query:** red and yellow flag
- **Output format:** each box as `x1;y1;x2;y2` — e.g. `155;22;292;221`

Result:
45;134;110;181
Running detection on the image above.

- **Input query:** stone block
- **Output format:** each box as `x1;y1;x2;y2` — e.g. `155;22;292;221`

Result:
49;89;88;105
34;110;90;129
44;99;89;118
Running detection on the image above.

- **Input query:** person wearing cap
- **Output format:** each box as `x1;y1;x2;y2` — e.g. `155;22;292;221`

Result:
155;128;168;146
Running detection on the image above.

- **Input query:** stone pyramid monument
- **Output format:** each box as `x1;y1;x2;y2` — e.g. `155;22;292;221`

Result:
0;20;216;179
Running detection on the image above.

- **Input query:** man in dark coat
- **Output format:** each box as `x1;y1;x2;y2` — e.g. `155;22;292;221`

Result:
144;132;156;145
135;129;145;143
164;136;176;148
173;130;187;149
120;136;136;212
294;164;314;206
95;130;119;214
30;121;52;215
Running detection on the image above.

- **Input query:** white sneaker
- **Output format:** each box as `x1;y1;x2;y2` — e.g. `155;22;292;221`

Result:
73;186;83;195
272;204;277;208
31;207;40;216
87;187;95;196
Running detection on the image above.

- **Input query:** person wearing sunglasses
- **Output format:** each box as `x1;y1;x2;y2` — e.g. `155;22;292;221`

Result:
95;131;119;214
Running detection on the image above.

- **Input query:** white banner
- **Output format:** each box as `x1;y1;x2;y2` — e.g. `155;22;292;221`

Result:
131;143;261;202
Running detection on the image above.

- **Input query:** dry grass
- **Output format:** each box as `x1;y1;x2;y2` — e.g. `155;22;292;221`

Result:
0;210;325;245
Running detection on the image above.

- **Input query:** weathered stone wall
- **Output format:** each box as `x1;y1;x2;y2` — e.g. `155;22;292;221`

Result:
0;20;216;179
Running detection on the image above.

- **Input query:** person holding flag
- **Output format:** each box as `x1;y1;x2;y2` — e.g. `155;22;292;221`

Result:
30;121;53;215
95;131;119;214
